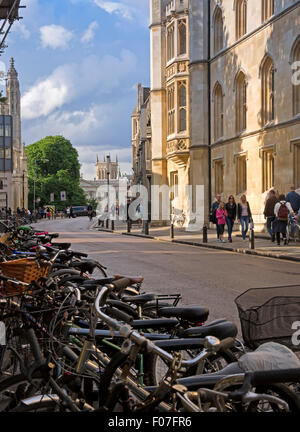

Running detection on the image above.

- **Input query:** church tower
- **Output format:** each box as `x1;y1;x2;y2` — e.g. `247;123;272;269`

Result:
0;58;28;210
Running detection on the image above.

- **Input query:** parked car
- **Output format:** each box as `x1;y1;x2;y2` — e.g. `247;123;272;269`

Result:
71;206;96;218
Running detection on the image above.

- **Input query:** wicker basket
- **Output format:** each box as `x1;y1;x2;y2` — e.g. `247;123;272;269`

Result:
0;258;50;296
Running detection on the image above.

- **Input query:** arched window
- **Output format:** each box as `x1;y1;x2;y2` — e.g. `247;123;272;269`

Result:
178;20;187;56
235;71;247;133
261;56;275;125
167;24;174;62
262;0;274;22
214;7;224;55
178;82;187;132
167;84;175;135
236;0;247;40
292;38;300;116
213;83;224;141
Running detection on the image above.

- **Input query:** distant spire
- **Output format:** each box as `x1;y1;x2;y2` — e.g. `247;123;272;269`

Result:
116;154;118;164
103;155;105;162
96;154;99;163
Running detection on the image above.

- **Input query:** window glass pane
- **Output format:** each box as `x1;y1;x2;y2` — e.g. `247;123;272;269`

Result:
0;148;4;158
179;108;186;132
5;125;11;137
5;148;11;159
179;85;186;107
0;125;3;137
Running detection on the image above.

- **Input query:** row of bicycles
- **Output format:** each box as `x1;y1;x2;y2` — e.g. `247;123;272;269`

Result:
0;219;299;412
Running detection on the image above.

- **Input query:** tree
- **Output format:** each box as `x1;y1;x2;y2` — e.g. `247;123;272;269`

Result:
26;136;87;211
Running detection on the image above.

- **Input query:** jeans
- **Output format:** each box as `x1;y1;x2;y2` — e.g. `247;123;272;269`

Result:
226;218;234;240
266;216;275;238
240;216;249;240
215;223;221;239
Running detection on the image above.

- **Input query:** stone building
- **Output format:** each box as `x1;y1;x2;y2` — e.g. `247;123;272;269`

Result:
80;155;129;202
132;84;152;192
149;0;300;228
0;58;28;211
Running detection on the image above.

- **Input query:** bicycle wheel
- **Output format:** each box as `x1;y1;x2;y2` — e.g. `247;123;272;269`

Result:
292;224;300;243
246;384;300;412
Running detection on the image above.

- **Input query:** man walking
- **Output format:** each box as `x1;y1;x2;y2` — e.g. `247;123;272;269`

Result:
210;194;222;239
264;190;278;242
286;186;300;214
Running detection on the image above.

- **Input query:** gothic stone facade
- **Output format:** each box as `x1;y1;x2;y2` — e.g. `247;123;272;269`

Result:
0;58;28;211
150;0;300;227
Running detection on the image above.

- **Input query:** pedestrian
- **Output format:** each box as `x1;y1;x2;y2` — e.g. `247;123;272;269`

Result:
286;186;300;214
46;208;51;220
225;195;237;243
66;206;71;219
237;195;253;240
70;206;74;218
274;194;294;246
264;190;278;242
210;194;222;240
87;204;93;221
216;202;228;243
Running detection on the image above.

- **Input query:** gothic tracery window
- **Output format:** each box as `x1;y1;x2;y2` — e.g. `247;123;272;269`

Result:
261;56;275;125
235;71;247;133
178;19;187;56
167;84;175;135
262;0;274;22
213;83;224;141
178;82;187;132
236;0;247;40
167;24;175;62
214;7;224;55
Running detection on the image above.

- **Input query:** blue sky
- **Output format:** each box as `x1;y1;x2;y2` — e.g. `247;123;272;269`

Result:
0;0;150;178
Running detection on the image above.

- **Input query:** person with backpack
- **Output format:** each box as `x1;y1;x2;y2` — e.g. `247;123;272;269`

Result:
274;194;295;246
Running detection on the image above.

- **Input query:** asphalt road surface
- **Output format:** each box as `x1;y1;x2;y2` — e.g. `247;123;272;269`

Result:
34;217;300;330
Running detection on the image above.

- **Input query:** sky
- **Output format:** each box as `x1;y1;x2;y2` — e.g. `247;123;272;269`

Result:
0;0;150;179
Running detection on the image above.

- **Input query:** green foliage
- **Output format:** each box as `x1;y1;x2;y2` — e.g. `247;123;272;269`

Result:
26;136;87;211
87;198;98;210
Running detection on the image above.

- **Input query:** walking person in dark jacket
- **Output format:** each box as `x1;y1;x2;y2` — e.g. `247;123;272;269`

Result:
264;190;278;242
286;186;300;214
225;195;237;243
237;195;252;240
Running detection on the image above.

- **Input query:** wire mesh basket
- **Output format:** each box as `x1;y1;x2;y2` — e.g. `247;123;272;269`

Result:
0;258;50;296
235;285;300;351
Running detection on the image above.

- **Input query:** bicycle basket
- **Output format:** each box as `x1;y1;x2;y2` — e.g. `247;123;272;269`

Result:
0;258;50;296
235;285;300;351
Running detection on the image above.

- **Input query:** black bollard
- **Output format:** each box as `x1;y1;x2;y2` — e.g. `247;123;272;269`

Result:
170;223;174;239
249;228;255;249
127;220;131;233
111;220;115;231
144;221;149;236
203;225;208;243
106;219;109;229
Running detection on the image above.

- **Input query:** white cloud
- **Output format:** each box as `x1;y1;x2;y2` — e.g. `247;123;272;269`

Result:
81;21;99;43
12;22;31;39
94;0;133;20
21;50;137;119
40;25;73;49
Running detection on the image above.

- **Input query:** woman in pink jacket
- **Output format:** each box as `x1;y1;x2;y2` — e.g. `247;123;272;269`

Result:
216;202;228;243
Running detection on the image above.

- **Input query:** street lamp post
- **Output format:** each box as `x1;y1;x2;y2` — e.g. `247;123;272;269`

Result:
22;169;26;210
106;155;111;229
33;159;49;214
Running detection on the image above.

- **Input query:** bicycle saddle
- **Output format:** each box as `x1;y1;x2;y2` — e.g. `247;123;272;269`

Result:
71;260;97;274
158;306;209;323
114;274;144;284
122;293;157;305
182;320;238;339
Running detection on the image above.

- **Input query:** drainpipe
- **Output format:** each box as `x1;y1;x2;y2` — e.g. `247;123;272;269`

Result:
207;0;212;219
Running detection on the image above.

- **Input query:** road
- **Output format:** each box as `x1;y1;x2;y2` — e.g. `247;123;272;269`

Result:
34;217;300;329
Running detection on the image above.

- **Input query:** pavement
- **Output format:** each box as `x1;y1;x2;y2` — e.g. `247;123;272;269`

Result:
32;217;300;337
99;221;300;263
